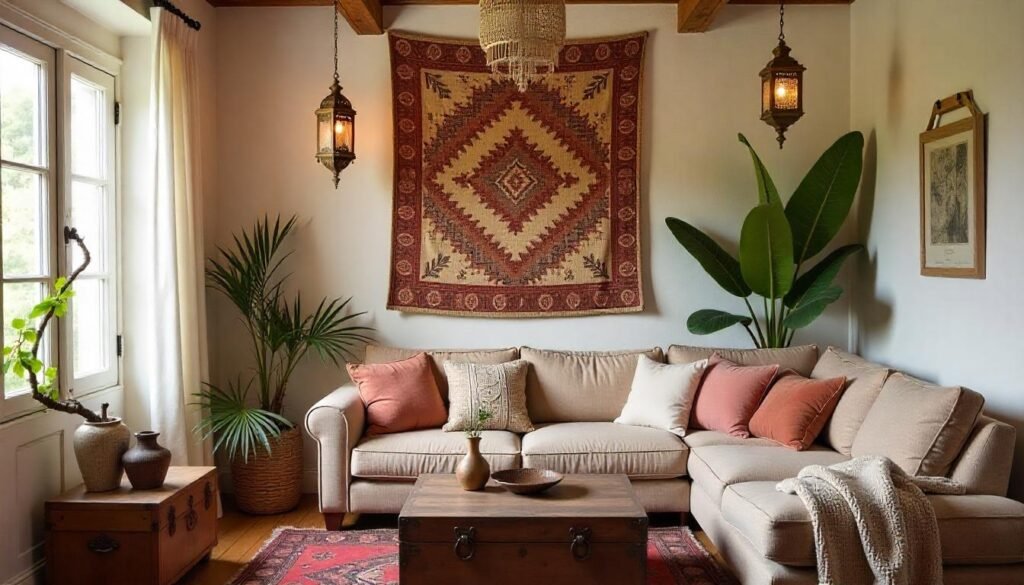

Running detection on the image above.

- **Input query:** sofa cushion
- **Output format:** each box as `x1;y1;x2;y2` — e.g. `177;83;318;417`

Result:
687;444;848;507
443;360;534;433
852;373;985;476
347;353;448;436
749;371;847;450
812;347;892;455
690;358;779;438
521;347;664;423
351;429;520;479
614;355;708;437
723;481;1024;566
668;344;819;377
683;430;781;449
521;422;687;479
363;345;519;400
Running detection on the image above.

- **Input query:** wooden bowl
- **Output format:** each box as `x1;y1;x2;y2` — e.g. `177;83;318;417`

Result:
491;469;564;495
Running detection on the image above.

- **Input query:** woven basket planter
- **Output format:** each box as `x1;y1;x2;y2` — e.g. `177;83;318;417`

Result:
231;426;303;515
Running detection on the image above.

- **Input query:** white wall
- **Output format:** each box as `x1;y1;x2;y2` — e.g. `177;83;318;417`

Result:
849;0;1024;498
212;4;852;488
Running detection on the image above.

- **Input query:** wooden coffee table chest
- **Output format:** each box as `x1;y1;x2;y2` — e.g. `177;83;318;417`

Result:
398;474;648;585
45;466;218;585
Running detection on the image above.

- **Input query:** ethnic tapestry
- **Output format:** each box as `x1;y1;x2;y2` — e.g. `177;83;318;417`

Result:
387;32;646;317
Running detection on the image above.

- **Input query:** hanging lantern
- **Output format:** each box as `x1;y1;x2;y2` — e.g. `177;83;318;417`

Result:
316;0;356;188
479;0;566;92
759;2;804;149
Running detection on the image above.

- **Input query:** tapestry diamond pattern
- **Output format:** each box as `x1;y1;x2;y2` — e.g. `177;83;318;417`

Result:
388;32;646;316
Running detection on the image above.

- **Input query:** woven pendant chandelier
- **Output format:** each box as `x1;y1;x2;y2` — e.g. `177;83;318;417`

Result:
479;0;566;92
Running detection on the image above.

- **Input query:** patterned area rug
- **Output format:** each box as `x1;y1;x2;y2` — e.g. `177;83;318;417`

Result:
387;32;646;317
230;527;737;585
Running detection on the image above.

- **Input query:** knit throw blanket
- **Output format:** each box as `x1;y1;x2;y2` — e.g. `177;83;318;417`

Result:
777;456;965;585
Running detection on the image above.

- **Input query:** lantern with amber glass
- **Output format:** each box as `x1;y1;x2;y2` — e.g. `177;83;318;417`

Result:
315;0;356;189
316;80;356;188
759;3;804;149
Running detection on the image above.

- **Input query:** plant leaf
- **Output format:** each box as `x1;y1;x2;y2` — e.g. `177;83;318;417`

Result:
738;134;782;208
666;218;751;298
786;131;864;265
784;244;863;309
687;309;753;335
782;286;843;330
740;204;795;299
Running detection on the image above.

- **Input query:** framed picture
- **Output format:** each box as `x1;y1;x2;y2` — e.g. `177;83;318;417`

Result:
919;91;986;278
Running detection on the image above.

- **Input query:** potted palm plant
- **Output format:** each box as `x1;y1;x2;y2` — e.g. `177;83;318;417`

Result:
198;215;372;514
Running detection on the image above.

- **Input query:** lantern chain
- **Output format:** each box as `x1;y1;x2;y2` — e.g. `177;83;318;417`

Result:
778;1;786;43
333;0;340;84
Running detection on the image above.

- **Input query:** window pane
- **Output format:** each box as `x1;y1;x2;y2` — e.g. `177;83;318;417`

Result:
71;181;104;274
1;167;46;277
0;48;43;166
70;77;103;179
72;278;107;379
3;282;43;398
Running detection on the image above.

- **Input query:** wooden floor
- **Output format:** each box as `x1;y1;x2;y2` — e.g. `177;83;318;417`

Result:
179;495;730;585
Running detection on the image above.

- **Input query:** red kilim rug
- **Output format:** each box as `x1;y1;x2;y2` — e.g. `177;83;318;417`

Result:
387;31;646;317
230;527;737;585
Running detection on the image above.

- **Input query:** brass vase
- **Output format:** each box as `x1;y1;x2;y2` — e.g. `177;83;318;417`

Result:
456;436;490;491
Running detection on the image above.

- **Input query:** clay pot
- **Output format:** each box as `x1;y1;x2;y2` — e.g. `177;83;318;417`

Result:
123;431;172;490
73;418;131;492
456;436;490;491
231;426;303;515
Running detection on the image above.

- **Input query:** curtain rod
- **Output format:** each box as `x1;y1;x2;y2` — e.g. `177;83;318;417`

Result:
153;0;201;31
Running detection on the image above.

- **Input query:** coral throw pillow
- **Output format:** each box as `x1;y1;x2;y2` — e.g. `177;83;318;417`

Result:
749;371;847;450
690;357;779;438
346;352;448;436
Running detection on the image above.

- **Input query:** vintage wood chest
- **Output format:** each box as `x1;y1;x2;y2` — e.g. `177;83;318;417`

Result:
398;474;648;585
45;466;218;585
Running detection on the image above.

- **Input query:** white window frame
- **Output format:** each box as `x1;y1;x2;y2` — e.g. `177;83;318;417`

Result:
60;55;118;394
0;15;122;421
0;24;58;419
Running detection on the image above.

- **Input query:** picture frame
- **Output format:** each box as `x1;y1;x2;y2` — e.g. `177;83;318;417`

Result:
919;90;986;278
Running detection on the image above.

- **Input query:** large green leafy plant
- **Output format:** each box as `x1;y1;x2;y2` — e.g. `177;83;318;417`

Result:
666;132;864;348
196;216;372;462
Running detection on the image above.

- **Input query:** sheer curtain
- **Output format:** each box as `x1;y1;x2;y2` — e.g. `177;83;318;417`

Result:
124;7;212;466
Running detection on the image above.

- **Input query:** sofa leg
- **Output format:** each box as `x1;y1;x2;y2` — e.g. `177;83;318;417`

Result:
324;513;345;531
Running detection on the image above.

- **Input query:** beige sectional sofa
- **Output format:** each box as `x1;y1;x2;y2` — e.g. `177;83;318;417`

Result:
305;344;1024;584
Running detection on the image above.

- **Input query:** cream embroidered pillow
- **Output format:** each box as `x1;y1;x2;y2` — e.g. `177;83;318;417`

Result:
615;355;708;437
443;360;534;433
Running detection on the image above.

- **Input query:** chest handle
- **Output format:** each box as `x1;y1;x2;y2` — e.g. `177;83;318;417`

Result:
186;495;199;531
87;534;120;554
570;527;592;561
453;526;476;561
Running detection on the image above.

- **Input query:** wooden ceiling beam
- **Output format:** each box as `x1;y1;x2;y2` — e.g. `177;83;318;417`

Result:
677;0;725;33
207;0;852;36
338;0;383;34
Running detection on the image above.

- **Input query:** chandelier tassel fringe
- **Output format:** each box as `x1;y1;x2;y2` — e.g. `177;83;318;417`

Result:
479;0;566;92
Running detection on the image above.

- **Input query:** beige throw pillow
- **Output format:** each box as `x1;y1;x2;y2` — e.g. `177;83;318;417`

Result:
443;360;534;433
812;347;892;455
615;355;708;437
851;372;984;476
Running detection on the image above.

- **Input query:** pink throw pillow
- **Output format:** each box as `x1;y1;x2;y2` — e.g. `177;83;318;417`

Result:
689;356;779;438
346;352;447;436
749;371;847;450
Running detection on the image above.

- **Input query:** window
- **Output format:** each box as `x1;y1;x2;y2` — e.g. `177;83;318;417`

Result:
0;24;118;418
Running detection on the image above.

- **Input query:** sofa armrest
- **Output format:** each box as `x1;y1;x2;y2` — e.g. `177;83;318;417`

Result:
950;415;1017;496
304;384;365;513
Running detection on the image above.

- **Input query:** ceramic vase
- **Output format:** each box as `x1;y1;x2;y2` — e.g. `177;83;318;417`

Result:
123;431;172;490
456;436;490;491
73;418;131;492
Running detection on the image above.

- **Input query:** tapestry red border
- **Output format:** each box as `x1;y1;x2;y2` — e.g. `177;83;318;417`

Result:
387;31;646;317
